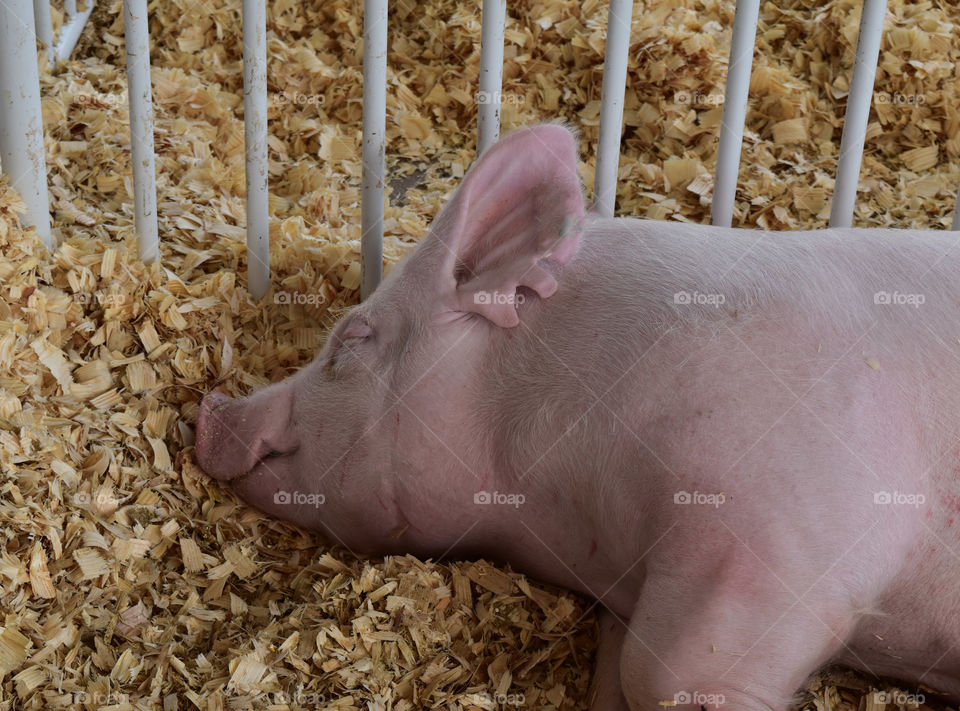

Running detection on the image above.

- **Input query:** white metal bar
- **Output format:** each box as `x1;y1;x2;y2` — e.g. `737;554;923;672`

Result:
54;1;95;61
710;0;760;227
242;0;268;298
953;185;960;230
65;0;77;16
829;0;887;228
360;0;387;300
33;0;54;62
0;0;52;247
123;0;159;264
593;0;633;217
476;0;505;156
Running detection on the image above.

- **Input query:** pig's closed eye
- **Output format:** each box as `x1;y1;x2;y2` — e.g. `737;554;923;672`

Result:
334;321;374;354
339;320;373;342
326;320;374;373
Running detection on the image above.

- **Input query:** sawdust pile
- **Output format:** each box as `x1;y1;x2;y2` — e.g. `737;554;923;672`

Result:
0;0;958;708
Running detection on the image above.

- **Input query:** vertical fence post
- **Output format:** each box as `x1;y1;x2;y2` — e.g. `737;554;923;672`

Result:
828;0;887;228
0;0;52;247
33;0;54;63
952;186;960;230
710;0;760;228
123;0;159;264
361;0;387;300
477;0;506;156
242;0;269;298
593;0;633;217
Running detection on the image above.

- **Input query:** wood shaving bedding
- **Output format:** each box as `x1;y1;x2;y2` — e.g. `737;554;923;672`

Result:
0;0;958;708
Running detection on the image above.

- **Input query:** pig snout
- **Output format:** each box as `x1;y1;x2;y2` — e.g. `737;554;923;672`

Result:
194;387;299;482
195;392;249;481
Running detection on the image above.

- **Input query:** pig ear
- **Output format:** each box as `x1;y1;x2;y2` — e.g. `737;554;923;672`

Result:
437;124;585;328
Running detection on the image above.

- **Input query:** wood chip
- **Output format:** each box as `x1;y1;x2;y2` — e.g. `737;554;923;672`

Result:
772;117;809;144
29;544;56;599
0;628;29;676
901;145;939;172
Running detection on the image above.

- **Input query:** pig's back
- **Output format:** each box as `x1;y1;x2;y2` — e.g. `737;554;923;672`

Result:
564;218;960;342
553;215;960;467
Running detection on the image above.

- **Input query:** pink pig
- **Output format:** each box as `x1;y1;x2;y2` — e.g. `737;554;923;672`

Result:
196;124;960;710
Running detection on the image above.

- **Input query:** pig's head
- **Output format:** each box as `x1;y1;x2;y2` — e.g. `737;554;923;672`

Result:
194;123;585;552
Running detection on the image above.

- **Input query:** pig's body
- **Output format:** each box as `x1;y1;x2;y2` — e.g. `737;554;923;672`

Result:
484;220;960;703
196;125;960;710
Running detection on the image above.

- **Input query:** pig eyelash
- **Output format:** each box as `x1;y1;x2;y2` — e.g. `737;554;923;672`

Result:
336;331;371;354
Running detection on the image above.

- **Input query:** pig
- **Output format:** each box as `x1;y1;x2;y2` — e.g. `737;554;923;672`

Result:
195;123;960;711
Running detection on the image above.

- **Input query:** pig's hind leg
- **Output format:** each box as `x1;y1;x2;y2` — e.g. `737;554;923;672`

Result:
587;608;632;711
617;563;864;711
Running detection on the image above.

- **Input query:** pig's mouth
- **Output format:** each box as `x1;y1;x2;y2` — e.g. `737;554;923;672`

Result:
226;452;337;531
236;450;297;486
261;448;298;464
216;451;298;506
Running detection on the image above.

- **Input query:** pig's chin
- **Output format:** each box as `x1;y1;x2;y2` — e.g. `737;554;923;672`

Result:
227;466;324;530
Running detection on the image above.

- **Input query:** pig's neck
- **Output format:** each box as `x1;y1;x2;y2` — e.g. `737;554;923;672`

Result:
368;326;639;614
363;323;523;554
379;391;504;555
